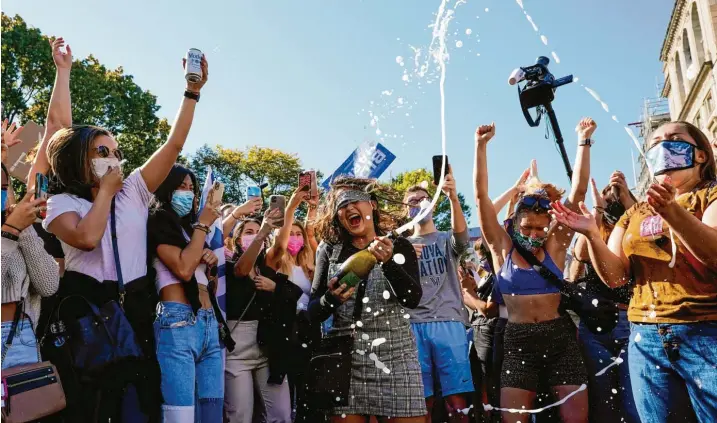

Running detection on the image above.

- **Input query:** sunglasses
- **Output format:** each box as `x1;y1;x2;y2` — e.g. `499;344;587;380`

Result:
406;196;429;207
96;145;123;161
517;196;551;211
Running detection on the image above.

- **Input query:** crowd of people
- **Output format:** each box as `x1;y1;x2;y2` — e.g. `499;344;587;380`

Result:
1;37;716;423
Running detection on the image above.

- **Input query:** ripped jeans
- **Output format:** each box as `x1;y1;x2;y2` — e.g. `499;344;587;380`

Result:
154;302;224;423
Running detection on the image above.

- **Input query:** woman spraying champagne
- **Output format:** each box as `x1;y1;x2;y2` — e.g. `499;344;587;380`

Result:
308;177;426;423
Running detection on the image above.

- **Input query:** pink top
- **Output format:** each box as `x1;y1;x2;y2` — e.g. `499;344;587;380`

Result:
43;170;153;283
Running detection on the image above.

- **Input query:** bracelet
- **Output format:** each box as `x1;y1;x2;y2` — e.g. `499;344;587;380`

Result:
192;223;210;234
1;231;19;241
184;90;200;102
231;211;244;220
3;223;22;233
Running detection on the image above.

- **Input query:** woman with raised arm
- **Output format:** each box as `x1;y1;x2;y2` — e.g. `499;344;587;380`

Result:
148;164;236;422
473;119;594;423
307;176;425;423
568;173;639;423
224;208;302;423
551;121;717;423
39;55;208;422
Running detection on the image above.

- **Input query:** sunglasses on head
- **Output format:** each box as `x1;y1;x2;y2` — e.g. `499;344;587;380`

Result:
517;196;551;211
96;145;123;161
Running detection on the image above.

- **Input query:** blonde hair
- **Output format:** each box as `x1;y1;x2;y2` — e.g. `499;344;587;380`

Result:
275;221;315;280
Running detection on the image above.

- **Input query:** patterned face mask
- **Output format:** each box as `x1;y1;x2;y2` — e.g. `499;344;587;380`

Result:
512;219;548;253
645;140;698;176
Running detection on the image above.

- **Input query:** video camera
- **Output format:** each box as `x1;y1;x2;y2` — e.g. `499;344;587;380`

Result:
508;56;575;181
509;56;573;126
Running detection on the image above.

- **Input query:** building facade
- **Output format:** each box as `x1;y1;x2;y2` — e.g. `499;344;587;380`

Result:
635;0;717;198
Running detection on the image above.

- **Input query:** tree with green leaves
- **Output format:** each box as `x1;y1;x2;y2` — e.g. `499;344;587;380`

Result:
1;13;170;174
387;168;472;232
188;144;323;209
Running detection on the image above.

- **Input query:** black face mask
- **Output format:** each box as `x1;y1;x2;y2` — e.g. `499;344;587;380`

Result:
603;200;626;226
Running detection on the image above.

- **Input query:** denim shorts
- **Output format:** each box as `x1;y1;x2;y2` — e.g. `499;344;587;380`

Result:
1;318;40;370
412;321;474;398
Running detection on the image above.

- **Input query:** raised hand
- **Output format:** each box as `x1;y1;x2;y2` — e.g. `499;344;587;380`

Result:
475;123;496;146
233;197;263;217
288;185;310;210
1;119;25;148
50;37;72;70
4;190;46;233
440;172;458;199
513;168;531;193
576;117;597;141
254;275;277;292
184;54;208;93
198;203;221;226
549;201;599;237
260;207;284;233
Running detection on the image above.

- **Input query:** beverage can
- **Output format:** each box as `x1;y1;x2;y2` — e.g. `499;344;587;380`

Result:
185;48;203;83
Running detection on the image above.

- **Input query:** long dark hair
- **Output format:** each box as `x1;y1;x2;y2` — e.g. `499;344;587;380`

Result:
314;176;398;245
46;125;111;201
150;164;199;232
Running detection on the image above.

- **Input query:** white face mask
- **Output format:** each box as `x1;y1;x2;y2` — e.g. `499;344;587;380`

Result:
92;158;120;178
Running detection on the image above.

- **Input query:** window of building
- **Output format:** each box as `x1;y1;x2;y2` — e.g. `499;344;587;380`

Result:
705;93;714;115
695;111;702;130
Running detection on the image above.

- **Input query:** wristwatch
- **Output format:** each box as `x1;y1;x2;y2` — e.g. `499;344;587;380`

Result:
579;138;593;147
184;90;200;102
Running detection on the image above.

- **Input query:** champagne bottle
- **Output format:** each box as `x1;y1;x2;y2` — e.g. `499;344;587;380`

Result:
331;232;398;288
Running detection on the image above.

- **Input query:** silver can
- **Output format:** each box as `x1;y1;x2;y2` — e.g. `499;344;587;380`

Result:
185;48;203;83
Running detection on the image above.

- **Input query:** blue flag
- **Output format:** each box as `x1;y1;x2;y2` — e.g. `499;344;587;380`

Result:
321;142;396;190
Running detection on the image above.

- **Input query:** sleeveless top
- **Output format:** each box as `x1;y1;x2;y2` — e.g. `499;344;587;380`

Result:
493;248;563;304
290;265;311;312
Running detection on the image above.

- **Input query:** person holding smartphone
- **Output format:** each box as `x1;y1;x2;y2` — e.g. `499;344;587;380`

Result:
40;52;209;421
224;209;303;423
147;164;235;422
403;164;472;423
308;176;425;423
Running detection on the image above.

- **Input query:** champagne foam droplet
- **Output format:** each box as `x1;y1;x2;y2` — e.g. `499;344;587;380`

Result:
362;297;369;303
393;254;406;265
383;290;391;299
592;299;599;307
420;181;429;189
356;321;363;327
362;334;369;340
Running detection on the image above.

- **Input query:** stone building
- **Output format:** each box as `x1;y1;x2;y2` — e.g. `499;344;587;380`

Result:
634;0;717;198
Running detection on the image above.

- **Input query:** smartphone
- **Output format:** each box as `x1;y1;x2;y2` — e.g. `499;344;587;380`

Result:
298;170;318;199
35;173;49;218
208;181;224;207
247;185;262;200
432;155;450;186
269;195;286;223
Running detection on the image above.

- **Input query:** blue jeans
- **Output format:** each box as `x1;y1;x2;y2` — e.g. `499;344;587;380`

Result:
578;310;641;423
629;321;717;423
154;302;224;423
1;318;40;369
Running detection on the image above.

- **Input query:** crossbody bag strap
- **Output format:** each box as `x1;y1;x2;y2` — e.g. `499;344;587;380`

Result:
512;241;566;290
1;298;25;363
110;197;126;306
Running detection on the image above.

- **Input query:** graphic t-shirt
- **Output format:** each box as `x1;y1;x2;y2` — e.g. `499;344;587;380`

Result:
408;230;469;323
616;181;717;323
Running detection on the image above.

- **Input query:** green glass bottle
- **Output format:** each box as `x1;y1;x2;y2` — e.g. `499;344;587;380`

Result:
331;232;399;288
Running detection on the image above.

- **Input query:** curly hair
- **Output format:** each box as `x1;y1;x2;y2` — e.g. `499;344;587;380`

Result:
314;176;399;245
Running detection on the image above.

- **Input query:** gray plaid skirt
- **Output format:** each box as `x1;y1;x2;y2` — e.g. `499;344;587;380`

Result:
326;246;426;417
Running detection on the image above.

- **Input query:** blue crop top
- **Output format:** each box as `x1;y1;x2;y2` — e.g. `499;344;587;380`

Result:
492;248;563;305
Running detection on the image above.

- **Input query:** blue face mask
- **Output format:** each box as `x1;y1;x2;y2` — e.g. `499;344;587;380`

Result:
646;140;698;176
1;189;7;212
171;190;195;217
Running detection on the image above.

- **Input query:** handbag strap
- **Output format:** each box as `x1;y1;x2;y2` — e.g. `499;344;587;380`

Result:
110;198;125;306
1;298;25;363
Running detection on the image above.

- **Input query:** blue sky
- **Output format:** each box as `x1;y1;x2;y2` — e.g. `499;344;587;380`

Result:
3;0;673;225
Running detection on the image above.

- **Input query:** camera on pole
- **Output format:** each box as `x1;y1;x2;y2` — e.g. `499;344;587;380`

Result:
509;56;574;182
